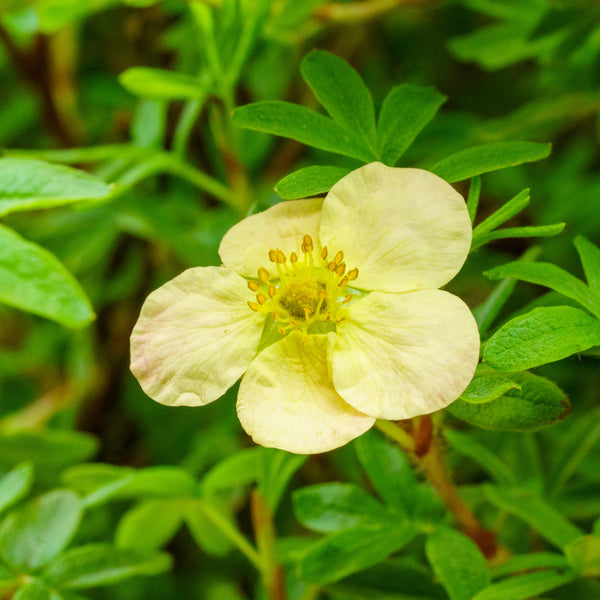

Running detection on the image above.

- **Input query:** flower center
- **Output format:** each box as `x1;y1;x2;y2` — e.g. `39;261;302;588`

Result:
246;234;359;339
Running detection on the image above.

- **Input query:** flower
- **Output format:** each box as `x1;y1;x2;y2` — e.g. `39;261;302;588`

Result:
130;162;480;454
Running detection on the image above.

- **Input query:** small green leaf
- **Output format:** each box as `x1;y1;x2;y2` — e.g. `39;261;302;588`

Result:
378;84;446;165
299;523;416;585
565;535;600;576
484;485;583;548
258;448;306;512
232;101;375;162
0;225;95;328
444;429;516;486
354;430;419;517
473;189;530;237
0;158;111;216
485;261;600;317
274;165;351;200
426;528;490;600
449;371;570;432
183;499;234;556
13;578;63;600
574;235;600;294
460;371;520;403
300;50;377;152
467;175;481;224
490;552;569;579
472;223;565;249
484;306;600;371
473;570;576;600
43;543;171;589
116;500;182;552
0;463;33;515
0;490;82;570
293;483;391;533
201;448;262;494
119;67;209;100
431;142;551;183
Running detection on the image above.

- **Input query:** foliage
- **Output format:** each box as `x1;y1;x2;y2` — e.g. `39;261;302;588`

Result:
1;0;600;599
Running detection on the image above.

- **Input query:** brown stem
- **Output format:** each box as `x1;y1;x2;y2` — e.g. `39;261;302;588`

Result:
250;490;287;600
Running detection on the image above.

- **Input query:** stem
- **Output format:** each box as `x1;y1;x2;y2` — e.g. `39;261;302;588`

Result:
375;419;415;452
314;0;436;23
199;499;264;570
173;99;205;159
251;490;287;600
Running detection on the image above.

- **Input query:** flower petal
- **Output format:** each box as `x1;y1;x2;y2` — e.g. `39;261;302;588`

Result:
237;331;374;454
332;290;480;419
319;163;472;292
131;266;264;406
219;198;323;277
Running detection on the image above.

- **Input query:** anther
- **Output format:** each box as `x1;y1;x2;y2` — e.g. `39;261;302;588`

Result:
273;311;279;320
327;261;337;271
248;280;260;292
338;277;348;288
303;234;313;251
268;284;276;298
258;267;270;283
290;252;298;264
318;290;327;300
321;246;328;260
268;249;276;262
343;294;353;303
277;326;286;335
256;293;267;305
248;301;260;311
276;250;286;264
334;250;344;264
335;263;346;277
347;268;359;281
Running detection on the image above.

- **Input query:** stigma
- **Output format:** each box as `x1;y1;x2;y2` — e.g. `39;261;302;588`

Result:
246;234;358;340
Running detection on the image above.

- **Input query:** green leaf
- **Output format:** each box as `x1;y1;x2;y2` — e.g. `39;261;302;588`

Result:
201;447;262;494
485;261;600;318
484;485;583;548
0;490;82;570
43;543;171;589
425;528;490;600
473;570;576;600
299;522;416;585
483;306;600;371
0;225;95;328
444;429;516;486
119;67;209;100
13;578;63;600
258;449;306;512
467;175;481;224
0;431;97;468
489;552;569;579
574;235;600;294
0;158;111;216
472;223;565;249
0;463;32;515
565;535;600;576
354;430;419;517
449;371;570;432
293;483;391;533
300;50;377;152
460;371;520;404
232;101;375;162
378;84;446;165
183;498;234;556
431;142;551;183
274;165;351;200
473;189;530;236
116;500;182;552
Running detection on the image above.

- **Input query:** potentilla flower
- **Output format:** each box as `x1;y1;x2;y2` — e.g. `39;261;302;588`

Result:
130;162;480;454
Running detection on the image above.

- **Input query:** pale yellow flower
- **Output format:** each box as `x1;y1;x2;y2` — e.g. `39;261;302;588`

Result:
130;163;480;454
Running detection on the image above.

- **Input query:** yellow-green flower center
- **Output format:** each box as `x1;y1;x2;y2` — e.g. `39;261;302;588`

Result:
246;234;358;338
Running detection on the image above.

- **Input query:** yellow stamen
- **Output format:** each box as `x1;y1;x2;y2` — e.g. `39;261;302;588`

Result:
321;246;328;260
256;293;267;305
303;234;313;251
290;251;298;264
258;267;270;283
334;250;344;264
248;301;260;311
268;249;277;262
335;263;346;277
248;280;260;292
276;250;286;264
347;268;359;281
268;284;276;298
